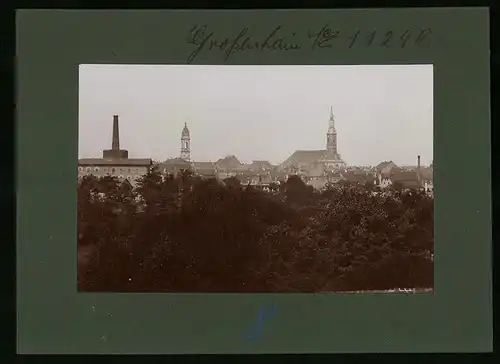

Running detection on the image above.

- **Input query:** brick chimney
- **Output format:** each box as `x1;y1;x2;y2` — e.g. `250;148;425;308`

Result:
102;114;129;159
112;114;120;150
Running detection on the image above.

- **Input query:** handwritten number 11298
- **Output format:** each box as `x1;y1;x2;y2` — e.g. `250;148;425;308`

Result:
350;28;429;48
311;27;431;49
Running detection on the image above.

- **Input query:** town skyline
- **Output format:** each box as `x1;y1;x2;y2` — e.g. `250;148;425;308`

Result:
79;64;433;166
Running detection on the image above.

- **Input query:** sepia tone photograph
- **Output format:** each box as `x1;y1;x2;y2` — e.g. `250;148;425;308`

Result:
78;64;434;293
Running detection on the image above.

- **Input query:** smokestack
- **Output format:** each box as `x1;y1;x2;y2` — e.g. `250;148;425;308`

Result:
112;115;119;150
417;155;421;182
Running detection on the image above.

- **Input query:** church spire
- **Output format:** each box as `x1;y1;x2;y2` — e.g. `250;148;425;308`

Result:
328;106;336;133
180;122;191;161
326;107;337;157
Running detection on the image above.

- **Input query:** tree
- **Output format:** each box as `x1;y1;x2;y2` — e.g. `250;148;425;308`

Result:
78;169;434;293
283;175;314;205
223;176;242;189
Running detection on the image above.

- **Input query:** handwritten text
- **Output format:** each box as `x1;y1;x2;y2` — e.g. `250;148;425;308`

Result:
184;25;432;63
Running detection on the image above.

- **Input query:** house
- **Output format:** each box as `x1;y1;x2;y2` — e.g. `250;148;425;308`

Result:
379;155;433;195
376;160;398;178
215;155;242;171
191;161;217;179
158;157;191;177
249;160;274;172
390;171;422;190
78;158;152;186
419;166;434;194
342;170;376;185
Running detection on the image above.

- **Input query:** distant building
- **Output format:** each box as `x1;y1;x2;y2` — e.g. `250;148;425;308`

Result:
376;155;433;195
419;166;434;194
192;161;217;179
249;160;274;172
280;107;346;173
78;115;152;185
78;159;152;185
343;170;376;185
149;112;431;196
376;161;398;178
216;155;243;171
158;157;191;176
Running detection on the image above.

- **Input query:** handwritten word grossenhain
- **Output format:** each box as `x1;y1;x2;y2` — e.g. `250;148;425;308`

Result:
185;25;302;64
184;25;432;64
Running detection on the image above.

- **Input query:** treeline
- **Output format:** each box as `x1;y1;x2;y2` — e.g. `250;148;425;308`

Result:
78;166;434;292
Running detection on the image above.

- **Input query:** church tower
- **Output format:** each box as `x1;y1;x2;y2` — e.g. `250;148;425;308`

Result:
326;106;338;158
180;122;191;161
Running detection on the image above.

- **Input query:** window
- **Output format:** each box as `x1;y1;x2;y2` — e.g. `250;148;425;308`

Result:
111;168;115;173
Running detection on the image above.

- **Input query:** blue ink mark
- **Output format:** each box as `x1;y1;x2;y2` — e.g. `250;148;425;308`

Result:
245;304;277;341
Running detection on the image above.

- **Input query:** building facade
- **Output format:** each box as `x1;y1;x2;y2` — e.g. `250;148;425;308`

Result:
78;114;152;186
375;155;433;195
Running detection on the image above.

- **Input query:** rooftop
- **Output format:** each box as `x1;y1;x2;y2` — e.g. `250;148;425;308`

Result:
216;155;241;166
250;160;274;170
280;150;327;168
192;161;216;171
78;158;152;166
161;157;190;164
376;161;396;170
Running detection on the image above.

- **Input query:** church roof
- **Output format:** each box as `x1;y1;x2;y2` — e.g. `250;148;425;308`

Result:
280;150;327;168
78;158;152;166
304;162;325;177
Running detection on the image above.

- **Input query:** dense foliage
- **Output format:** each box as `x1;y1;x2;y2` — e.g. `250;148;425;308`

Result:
78;166;434;292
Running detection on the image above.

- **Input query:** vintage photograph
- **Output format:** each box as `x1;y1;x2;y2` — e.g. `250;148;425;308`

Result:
78;64;434;293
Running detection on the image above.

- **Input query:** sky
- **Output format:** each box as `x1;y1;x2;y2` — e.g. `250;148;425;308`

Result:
79;64;433;166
